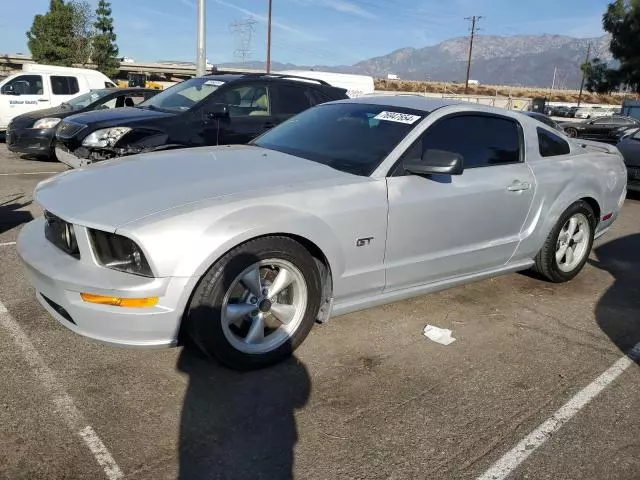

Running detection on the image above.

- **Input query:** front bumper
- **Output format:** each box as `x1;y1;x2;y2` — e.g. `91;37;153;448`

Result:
17;218;195;348
7;126;55;156
55;145;90;169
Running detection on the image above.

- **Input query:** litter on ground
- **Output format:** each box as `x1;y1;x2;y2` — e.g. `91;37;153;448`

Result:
423;325;456;345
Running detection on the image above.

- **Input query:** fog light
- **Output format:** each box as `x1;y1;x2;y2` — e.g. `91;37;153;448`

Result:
80;293;158;308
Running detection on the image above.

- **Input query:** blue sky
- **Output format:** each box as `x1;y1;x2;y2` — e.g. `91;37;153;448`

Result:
0;0;612;66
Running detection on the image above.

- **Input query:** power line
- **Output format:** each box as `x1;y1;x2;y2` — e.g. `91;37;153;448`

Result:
230;17;258;63
464;15;484;94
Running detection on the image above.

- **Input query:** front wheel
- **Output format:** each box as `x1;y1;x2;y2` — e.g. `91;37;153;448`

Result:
565;127;578;138
186;236;322;370
532;201;596;283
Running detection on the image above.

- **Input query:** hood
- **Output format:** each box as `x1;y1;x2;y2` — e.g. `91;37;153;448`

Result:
62;106;176;130
11;105;74;127
34;145;360;231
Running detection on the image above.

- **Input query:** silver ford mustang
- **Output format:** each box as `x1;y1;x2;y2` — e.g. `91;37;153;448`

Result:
17;96;627;370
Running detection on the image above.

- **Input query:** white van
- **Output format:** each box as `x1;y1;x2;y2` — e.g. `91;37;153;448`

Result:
0;64;116;130
276;70;375;98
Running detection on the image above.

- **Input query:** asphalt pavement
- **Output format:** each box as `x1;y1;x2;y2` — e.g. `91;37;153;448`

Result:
0;144;638;480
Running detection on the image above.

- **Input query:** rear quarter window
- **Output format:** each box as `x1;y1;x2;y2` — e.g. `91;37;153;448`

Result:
537;127;571;157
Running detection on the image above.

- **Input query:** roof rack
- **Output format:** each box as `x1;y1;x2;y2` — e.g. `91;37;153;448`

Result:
238;72;332;86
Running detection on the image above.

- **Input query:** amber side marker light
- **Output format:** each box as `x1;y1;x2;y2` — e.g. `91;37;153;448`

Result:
80;293;159;308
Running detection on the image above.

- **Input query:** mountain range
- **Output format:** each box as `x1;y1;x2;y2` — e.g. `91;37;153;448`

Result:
220;34;614;89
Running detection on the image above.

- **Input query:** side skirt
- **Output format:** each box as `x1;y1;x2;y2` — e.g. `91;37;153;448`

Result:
329;260;534;319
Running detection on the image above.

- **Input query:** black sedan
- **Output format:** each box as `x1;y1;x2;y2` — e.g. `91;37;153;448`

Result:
6;88;159;159
559;115;640;143
616;130;640;193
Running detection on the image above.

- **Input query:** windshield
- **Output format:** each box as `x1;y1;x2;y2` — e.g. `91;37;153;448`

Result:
138;77;225;112
66;89;112;108
252;103;426;176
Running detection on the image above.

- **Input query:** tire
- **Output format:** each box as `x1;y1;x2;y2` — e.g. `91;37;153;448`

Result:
565;128;578;138
532;200;596;283
186;236;322;370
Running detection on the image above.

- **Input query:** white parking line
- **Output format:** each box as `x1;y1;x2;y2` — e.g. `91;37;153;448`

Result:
0;172;61;176
477;344;640;480
0;242;16;247
0;300;124;480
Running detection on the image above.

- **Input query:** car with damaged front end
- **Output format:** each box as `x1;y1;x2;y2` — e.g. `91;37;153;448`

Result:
52;73;349;168
18;96;627;370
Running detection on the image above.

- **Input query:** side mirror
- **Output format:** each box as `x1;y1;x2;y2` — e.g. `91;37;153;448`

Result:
207;103;229;120
1;85;17;95
404;149;464;176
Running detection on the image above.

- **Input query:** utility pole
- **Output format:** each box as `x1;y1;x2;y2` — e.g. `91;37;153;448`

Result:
266;0;273;73
551;66;557;90
196;0;206;76
577;42;591;107
464;15;483;94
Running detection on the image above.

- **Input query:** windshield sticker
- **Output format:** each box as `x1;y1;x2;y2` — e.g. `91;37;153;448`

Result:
203;80;225;86
373;111;421;124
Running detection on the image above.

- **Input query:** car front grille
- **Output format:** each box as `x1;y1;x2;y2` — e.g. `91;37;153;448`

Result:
55;120;86;139
44;211;80;259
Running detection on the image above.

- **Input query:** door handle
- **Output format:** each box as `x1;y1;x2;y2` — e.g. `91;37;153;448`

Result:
38;99;49;102
507;180;531;192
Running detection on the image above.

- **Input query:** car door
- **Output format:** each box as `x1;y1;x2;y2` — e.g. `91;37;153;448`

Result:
50;75;80;107
1;74;49;127
206;83;275;145
586;117;613;139
384;113;536;291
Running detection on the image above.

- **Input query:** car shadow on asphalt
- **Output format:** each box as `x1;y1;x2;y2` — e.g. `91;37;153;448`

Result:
0;195;33;235
175;248;312;480
591;233;640;364
176;349;310;480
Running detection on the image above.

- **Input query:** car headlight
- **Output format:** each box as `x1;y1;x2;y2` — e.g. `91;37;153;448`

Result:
32;118;61;129
89;229;153;277
82;127;132;148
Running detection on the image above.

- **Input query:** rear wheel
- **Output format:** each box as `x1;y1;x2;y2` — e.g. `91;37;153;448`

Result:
532;201;596;283
186;236;322;370
565;127;578;138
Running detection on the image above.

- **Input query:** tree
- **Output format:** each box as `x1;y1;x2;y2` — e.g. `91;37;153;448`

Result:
70;0;95;66
585;0;640;93
92;0;119;78
26;0;76;66
581;58;620;94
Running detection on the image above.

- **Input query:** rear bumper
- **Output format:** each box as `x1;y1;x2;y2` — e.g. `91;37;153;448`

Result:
17;218;195;348
7;127;55;156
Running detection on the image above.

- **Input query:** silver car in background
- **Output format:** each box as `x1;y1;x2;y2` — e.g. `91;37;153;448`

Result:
17;96;627;370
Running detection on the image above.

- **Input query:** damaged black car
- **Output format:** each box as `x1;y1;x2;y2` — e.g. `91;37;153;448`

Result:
53;72;349;168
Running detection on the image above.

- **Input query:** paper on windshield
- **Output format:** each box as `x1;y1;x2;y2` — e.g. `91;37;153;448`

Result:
374;111;422;124
203;80;225;87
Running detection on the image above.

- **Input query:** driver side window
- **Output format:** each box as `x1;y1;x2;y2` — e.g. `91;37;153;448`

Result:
1;75;43;95
219;85;270;117
394;114;522;175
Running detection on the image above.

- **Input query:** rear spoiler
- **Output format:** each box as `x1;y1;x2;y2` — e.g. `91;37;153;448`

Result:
573;139;621;155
